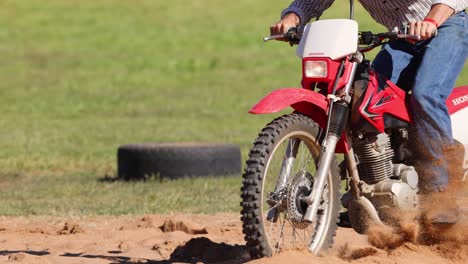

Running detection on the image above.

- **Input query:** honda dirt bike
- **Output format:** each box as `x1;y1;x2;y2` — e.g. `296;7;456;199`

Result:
240;17;468;258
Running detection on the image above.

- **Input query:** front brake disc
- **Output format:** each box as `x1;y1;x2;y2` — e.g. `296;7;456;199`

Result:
287;172;314;229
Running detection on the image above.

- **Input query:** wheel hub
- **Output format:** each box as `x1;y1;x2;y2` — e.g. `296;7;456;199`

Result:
287;172;314;229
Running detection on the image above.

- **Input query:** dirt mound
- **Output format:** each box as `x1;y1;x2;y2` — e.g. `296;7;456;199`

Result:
159;218;208;235
57;222;84;235
4;252;51;264
152;240;178;259
337;243;381;261
170;237;249;263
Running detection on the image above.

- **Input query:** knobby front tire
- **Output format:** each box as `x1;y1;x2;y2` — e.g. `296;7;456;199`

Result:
240;113;341;258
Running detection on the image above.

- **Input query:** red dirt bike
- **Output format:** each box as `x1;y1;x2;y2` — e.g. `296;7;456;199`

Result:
240;19;468;258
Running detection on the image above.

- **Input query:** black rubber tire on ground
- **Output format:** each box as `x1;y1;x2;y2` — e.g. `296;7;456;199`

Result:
117;143;241;180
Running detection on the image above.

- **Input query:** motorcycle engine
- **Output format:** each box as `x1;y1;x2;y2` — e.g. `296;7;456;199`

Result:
350;132;419;213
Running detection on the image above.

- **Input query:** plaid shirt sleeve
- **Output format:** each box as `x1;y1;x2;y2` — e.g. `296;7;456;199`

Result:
281;0;335;26
432;0;468;12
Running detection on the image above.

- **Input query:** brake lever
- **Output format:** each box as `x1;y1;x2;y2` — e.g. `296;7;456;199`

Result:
263;27;300;45
396;34;421;41
394;29;437;41
263;35;284;42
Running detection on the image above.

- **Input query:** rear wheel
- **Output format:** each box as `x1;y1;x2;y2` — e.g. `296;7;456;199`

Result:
241;113;341;258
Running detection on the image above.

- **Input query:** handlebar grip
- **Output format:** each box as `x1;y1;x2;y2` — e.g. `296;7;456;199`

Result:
377;32;398;39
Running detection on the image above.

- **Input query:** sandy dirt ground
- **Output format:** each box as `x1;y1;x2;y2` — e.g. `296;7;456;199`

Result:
0;205;466;264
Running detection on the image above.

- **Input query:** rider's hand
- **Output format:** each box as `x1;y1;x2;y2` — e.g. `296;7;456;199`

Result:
408;20;438;41
270;12;300;41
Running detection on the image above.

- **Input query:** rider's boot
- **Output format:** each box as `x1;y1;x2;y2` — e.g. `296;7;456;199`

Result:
421;141;464;225
421;190;460;225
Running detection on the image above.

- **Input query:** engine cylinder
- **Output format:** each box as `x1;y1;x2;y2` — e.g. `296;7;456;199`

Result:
353;133;394;184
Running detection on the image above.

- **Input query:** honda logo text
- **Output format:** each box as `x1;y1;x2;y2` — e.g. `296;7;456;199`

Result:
452;94;468;106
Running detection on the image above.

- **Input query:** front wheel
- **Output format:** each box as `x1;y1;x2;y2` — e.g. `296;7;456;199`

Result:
241;113;341;258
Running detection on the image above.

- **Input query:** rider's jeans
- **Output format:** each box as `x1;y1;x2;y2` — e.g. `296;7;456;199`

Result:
372;12;468;193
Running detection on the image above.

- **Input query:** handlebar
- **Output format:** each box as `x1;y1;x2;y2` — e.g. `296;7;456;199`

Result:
263;27;438;52
358;29;437;52
359;31;437;44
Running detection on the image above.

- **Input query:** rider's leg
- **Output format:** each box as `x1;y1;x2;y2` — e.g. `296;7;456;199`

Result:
371;39;417;90
410;12;468;194
371;13;467;224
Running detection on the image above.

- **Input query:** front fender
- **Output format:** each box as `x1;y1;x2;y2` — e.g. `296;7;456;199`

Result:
249;88;350;153
249;88;329;127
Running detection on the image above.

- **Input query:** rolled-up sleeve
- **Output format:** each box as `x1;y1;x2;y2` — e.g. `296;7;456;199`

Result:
281;0;335;26
432;0;468;12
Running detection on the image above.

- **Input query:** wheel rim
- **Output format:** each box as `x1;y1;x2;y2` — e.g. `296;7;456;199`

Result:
260;131;334;254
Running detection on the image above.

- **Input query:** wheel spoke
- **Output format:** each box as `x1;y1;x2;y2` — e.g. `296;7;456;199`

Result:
289;220;301;247
301;153;313;173
274;214;287;253
291;221;297;248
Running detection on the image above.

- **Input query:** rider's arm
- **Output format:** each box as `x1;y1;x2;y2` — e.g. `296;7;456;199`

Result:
281;0;335;27
427;0;468;25
270;0;335;36
410;2;467;40
426;4;455;25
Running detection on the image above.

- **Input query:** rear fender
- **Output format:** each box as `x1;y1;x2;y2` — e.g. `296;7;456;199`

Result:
448;86;468;169
249;88;350;153
447;86;468;115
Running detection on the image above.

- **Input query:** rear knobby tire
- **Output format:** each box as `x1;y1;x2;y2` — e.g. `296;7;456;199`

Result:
241;113;341;258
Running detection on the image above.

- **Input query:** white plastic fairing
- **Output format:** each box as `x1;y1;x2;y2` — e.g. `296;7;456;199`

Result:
451;107;468;169
297;19;358;60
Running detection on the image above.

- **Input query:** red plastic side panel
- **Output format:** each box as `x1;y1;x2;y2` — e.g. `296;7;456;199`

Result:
447;86;468;115
249;88;350;153
359;70;411;132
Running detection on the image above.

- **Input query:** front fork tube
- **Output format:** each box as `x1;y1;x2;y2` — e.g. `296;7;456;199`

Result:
302;102;349;223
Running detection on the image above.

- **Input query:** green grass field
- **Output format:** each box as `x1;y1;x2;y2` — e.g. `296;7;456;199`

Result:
0;0;466;215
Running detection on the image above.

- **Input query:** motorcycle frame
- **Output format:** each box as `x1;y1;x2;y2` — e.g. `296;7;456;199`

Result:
250;19;468;223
